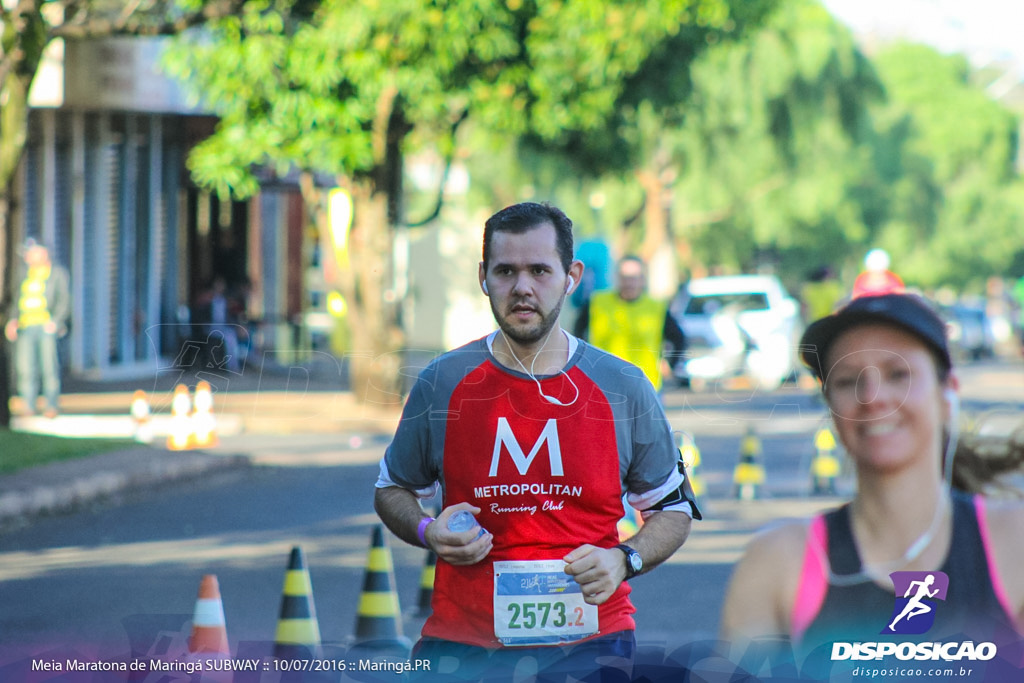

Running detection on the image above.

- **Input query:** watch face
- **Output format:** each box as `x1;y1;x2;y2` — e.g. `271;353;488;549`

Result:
629;553;643;572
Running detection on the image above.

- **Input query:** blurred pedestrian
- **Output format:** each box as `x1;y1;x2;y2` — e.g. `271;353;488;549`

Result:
573;255;686;392
851;248;904;299
192;276;244;373
719;293;1024;674
800;265;842;322
1013;274;1024;355
4;240;70;418
374;202;698;680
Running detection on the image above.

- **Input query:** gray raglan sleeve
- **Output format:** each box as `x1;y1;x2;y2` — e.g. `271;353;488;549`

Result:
375;364;442;498
623;384;693;518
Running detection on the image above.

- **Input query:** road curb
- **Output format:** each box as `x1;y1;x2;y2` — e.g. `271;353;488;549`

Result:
0;447;250;527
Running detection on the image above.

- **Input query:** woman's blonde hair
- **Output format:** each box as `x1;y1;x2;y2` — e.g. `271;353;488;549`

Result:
952;421;1024;496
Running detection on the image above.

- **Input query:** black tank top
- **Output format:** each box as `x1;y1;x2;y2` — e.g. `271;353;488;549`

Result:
798;490;1015;651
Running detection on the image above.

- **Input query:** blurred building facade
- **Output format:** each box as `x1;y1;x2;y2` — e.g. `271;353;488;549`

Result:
17;37;310;380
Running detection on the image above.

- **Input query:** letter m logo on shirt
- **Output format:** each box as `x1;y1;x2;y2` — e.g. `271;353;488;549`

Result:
489;418;564;477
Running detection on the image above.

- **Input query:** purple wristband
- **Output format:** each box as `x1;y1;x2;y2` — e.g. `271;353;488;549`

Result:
416;517;435;548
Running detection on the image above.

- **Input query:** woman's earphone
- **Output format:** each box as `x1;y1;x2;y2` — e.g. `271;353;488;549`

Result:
482;276;574;296
944;388;958;413
943;387;959;482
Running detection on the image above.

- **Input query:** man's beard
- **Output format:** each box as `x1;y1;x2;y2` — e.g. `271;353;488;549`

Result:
491;295;565;346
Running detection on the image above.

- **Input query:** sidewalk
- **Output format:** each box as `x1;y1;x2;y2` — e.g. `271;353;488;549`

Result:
1;362;403;529
0;447;249;530
0;393;403;529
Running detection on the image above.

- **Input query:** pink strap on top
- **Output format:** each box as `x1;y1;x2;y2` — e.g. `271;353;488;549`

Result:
973;494;1021;633
791;515;829;645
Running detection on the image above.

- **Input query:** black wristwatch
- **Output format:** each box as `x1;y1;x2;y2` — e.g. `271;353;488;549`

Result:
615;544;643;579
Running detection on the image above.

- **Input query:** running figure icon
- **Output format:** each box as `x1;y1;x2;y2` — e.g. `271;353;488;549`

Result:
888;574;940;631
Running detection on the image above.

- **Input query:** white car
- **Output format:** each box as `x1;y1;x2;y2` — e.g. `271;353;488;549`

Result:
670;275;803;390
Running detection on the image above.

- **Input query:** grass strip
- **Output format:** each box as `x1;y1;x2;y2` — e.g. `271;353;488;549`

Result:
0;430;137;475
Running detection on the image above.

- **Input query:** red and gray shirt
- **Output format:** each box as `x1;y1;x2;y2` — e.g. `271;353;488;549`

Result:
376;331;690;648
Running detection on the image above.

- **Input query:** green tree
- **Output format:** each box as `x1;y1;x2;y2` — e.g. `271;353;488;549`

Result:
870;43;1024;290
0;0;247;428
483;0;890;291
669;0;888;282
483;3;777;278
164;0;765;404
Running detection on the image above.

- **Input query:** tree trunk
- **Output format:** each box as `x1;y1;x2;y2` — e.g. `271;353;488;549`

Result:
339;86;409;406
0;62;34;429
302;172;406;407
634;162;679;299
0;192;12;429
344;181;405;406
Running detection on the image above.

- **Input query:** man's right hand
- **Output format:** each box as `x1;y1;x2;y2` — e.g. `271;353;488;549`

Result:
426;504;493;566
4;320;18;342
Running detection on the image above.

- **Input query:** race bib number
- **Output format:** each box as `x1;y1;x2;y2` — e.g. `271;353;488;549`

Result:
493;560;599;646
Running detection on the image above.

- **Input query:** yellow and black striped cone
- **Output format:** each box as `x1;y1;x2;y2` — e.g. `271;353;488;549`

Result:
274;546;322;660
811;426;840;495
353;526;411;652
616;505;643;542
679;432;705;498
733;426;765;501
412;550;437;618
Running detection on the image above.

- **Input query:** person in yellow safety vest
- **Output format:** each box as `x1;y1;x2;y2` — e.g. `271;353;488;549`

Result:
800;265;843;323
573;255;686;393
4;240;71;418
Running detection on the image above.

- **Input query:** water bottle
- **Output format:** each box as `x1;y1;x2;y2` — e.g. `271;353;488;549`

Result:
447;510;487;538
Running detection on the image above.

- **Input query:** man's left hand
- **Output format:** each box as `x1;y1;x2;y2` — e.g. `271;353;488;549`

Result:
562;545;626;605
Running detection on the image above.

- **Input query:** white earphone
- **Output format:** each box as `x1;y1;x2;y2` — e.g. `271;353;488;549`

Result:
482;280;489;295
944;388;959;439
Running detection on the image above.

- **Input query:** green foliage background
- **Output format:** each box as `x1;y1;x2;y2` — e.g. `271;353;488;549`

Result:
162;0;1024;296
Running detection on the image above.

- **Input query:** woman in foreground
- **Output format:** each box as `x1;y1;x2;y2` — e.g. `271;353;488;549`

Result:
719;293;1024;679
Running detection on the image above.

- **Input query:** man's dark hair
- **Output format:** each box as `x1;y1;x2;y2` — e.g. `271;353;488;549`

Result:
482;202;574;273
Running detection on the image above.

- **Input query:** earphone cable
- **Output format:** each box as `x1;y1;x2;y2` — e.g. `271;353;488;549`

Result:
500;326;580;407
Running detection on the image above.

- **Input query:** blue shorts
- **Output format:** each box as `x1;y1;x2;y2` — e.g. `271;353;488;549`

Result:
410;630;635;682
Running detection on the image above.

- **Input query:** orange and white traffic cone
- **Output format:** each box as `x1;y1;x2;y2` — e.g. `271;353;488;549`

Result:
130;389;153;443
189;574;230;655
167;384;195;451
188;574;233;682
192;380;219;448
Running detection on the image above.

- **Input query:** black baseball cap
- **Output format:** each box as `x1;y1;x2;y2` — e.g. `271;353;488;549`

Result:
799;293;952;381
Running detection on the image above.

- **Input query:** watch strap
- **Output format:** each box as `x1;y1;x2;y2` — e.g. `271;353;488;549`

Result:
615;543;642;579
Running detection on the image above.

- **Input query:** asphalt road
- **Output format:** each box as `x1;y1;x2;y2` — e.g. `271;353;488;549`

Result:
0;358;1020;679
0;428;846;660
